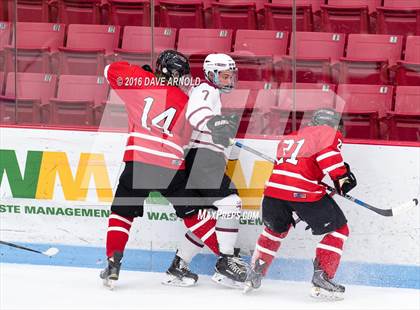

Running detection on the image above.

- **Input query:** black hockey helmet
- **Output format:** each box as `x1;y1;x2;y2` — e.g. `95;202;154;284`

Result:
155;50;190;83
309;108;343;130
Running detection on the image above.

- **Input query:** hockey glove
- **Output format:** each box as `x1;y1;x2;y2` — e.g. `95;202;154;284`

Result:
333;162;357;195
207;114;240;147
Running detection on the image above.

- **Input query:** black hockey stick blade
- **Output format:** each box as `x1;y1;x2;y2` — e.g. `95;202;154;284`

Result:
0;241;59;257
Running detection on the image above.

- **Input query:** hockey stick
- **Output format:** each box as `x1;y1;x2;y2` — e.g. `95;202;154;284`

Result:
0;241;59;257
234;141;418;217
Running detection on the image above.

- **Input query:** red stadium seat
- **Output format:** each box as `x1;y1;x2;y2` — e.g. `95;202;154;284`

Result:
267;83;336;135
377;0;420;36
276;31;345;83
159;0;205;28
232;30;289;81
212;1;258;31
14;22;65;51
387;86;420;141
56;0;102;24
115;26;176;66
177;28;233;78
9;0;50;22
3;22;65;74
58;24;120;75
338;34;404;84
264;0;316;32
106;0;152;26
320;0;381;34
396;35;420;85
48;75;109;126
177;28;233;55
0;72;57;124
336;84;394;139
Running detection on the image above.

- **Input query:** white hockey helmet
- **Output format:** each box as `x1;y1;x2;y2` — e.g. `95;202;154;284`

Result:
203;53;238;93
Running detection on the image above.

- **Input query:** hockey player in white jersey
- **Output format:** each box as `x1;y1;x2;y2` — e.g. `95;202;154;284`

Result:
163;54;248;288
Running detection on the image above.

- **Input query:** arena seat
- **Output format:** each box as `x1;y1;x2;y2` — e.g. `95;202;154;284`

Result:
0;22;11;73
377;0;420;36
159;0;205;28
48;75;108;126
320;0;381;34
387;86;420;141
10;0;50;22
3;22;65;75
58;24;120;75
114;26;176;66
211;1;258;30
264;0;316;32
336;84;394;139
396;35;420;85
232;30;288;81
338;34;404;84
276;31;345;83
55;0;102;24
0;72;57;124
96;89;128;129
106;0;153;26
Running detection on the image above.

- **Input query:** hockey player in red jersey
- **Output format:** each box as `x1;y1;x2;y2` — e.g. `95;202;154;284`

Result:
99;50;197;288
244;108;357;300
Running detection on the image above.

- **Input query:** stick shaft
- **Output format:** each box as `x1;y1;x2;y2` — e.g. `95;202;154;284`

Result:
0;240;44;254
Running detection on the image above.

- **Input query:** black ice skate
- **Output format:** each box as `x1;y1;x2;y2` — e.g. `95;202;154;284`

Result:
243;258;266;294
162;254;198;287
212;253;249;289
310;259;345;301
100;251;123;290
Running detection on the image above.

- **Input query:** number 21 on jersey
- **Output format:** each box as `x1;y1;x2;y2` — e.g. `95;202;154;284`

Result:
276;139;305;165
141;97;176;136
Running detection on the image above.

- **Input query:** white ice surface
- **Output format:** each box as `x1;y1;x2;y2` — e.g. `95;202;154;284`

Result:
1;263;419;310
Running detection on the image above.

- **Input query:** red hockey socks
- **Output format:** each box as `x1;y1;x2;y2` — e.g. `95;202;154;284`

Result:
106;212;134;258
252;226;290;276
315;224;349;279
183;213;220;256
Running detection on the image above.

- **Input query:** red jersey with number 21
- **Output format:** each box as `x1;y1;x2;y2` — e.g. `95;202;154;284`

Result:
264;125;348;202
104;62;191;170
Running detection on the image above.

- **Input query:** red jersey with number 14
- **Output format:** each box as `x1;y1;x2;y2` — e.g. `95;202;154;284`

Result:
104;61;191;170
264;125;348;202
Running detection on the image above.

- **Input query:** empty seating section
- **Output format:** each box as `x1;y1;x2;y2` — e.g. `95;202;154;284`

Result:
276;31;345;83
58;24;120;75
387;86;420;141
115;26;176;66
339;34;403;84
0;72;57;124
1;1;418;142
232;29;288;81
377;0;420;36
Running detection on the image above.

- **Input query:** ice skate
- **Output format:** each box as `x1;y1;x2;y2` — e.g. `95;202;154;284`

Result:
243;258;266;294
100;252;123;290
310;259;345;301
212;254;248;289
162;254;198;287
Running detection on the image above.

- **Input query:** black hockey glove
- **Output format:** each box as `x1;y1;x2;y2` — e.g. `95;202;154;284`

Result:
333;162;357;195
207;114;240;148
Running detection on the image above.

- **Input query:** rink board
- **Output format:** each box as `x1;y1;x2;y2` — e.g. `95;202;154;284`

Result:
0;127;419;289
